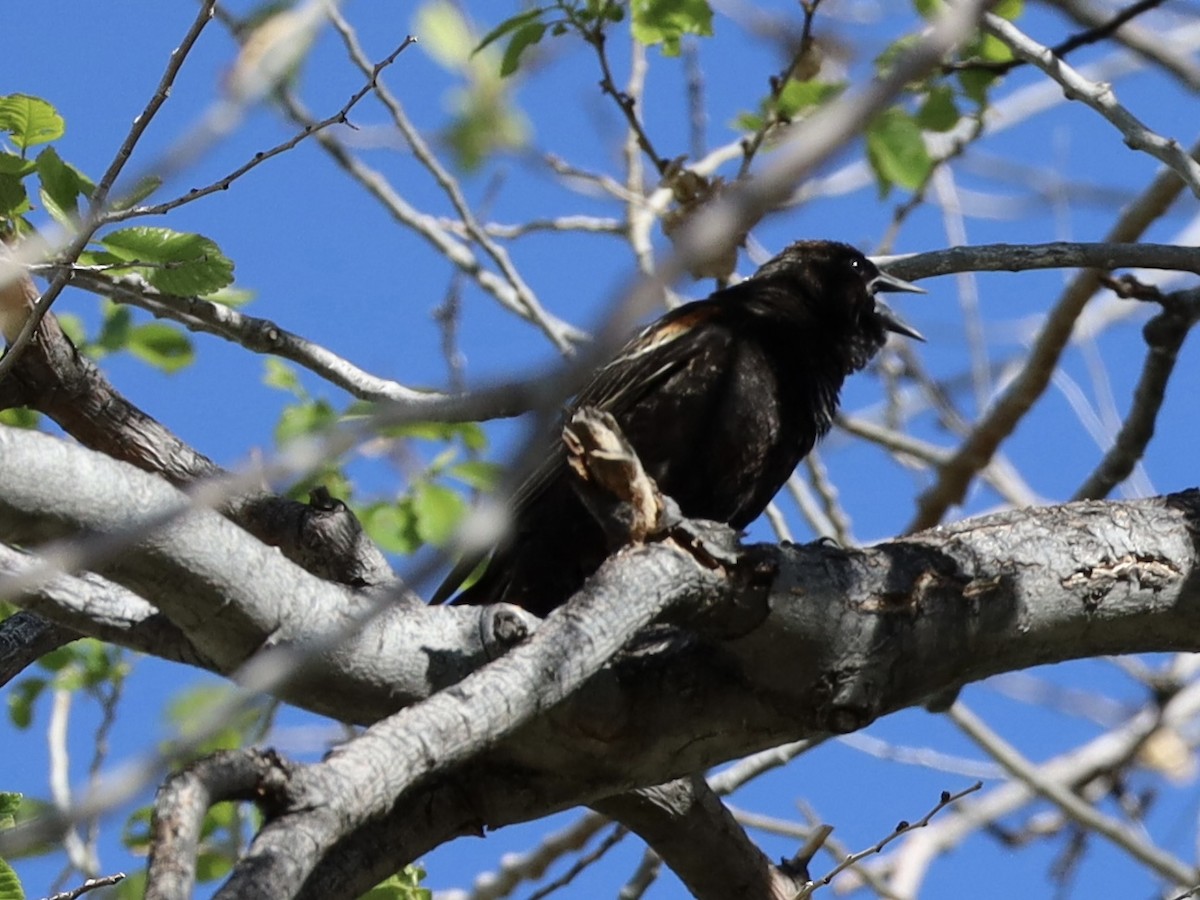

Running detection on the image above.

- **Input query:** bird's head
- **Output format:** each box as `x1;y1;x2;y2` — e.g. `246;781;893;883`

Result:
755;239;924;370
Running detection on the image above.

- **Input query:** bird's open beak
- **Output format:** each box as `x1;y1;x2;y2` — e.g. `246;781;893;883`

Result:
870;270;925;341
869;270;926;295
874;300;925;342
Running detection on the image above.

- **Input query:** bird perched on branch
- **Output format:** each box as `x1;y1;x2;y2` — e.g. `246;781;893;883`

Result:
435;239;924;617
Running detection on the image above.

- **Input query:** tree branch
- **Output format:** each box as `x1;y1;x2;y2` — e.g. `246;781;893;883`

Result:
984;13;1200;197
1073;286;1200;500
905;148;1200;531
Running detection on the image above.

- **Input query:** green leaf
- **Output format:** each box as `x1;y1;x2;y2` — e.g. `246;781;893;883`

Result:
957;67;996;105
993;0;1022;20
263;358;305;398
195;850;234;883
455;422;487;452
112;870;146;900
166;685;271;756
0;792;21;824
0;153;35;176
416;1;476;70
442;82;530;170
734;111;764;132
866;107;932;193
388;421;487;450
916;85;960;132
448;460;501;490
36;147;89;224
978;32;1014;64
0;856;25;900
55;312;86;346
0;174;30;219
631;0;713;55
361;501;421;555
773;80;845;118
37;644;78;672
913;0;943;19
412;481;466;546
500;21;546;77
95;305;133;353
475;8;545;55
7;678;45;729
0;408;38;429
127;322;195;374
99;227;235;295
109;175;162;211
201;800;237;837
361;865;431;900
0;94;64;150
275;398;337;444
955;35;1008;104
121;807;152;853
874;34;920;80
207;286;254;308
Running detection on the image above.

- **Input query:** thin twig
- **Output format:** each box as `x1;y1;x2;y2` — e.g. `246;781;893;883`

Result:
51;268;450;407
949;0;1170;76
1072;287;1200;500
985;13;1200;197
111;36;416;222
803;452;854;546
42;873;126;900
525;825;628;900
795;782;983;897
949;701;1198;888
905;161;1200;531
737;0;824;177
460;812;609;900
0;0;218;381
326;9;572;355
1047;0;1200;93
581;8;669;176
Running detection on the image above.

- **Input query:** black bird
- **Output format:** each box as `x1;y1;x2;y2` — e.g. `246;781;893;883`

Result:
435;239;924;617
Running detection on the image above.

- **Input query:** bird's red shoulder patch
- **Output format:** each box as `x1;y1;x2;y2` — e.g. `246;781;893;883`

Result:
623;305;720;360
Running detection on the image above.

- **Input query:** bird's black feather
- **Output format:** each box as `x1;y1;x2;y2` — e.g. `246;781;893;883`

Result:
435;240;923;616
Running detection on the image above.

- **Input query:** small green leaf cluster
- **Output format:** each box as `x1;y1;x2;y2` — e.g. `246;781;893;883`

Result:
265;361;498;556
476;0;714;80
735;81;847;134
0;793;25;900
1;94;239;375
357;419;498;555
1;639;128;897
6;639;128;730
113;685;274;897
361;865;432;900
414;3;531;170
860;0;1022;195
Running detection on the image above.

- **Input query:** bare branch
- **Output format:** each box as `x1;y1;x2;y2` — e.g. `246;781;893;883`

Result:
984;13;1200;196
595;776;802;900
949;701;1197;888
110;36;417;222
43;873;127;900
904;160;1200;531
796;783;982;897
1046;0;1200;93
1073;287;1200;500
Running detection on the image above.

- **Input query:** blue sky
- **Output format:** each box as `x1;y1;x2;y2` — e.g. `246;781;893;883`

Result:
6;0;1200;897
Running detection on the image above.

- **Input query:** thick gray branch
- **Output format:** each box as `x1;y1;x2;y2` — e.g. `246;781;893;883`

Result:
0;426;504;719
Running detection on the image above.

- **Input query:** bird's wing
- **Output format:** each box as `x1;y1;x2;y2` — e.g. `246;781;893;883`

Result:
434;299;732;604
508;300;732;514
